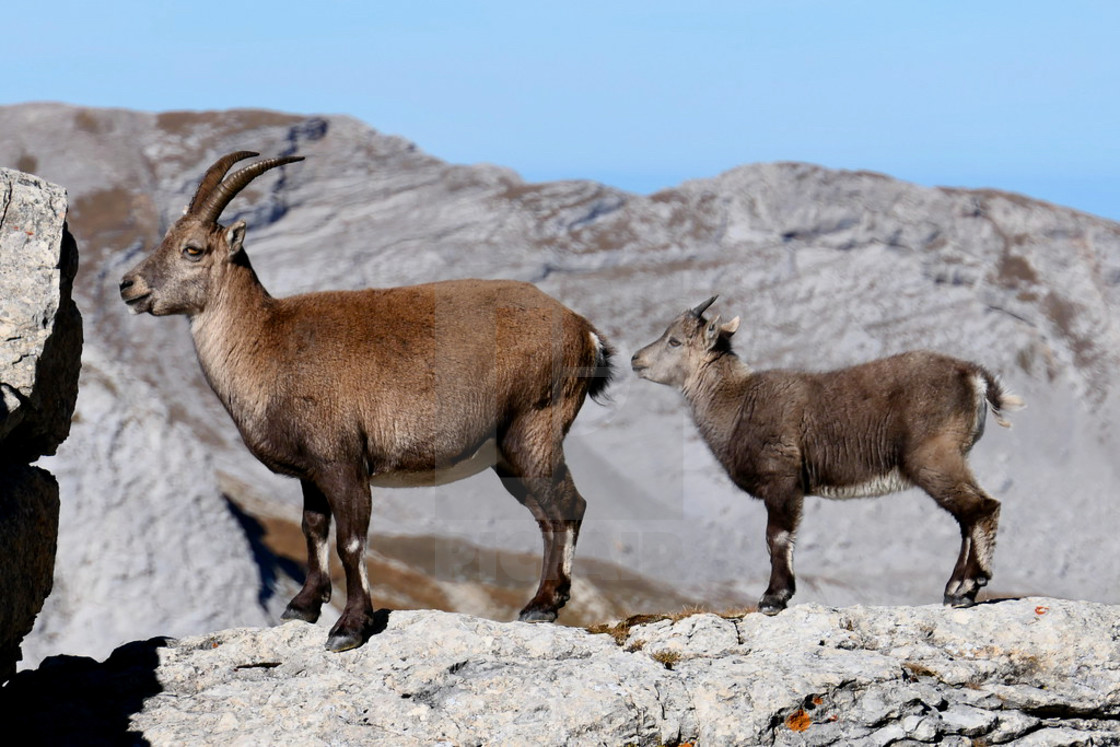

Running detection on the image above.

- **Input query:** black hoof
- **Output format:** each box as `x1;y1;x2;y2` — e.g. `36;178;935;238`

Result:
943;594;977;609
325;609;390;652
944;578;983;608
518;609;558;623
281;605;320;624
758;593;789;616
325;631;366;653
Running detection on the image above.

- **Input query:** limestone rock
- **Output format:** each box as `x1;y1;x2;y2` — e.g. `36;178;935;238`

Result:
2;598;1117;745
0;168;80;684
0;168;81;462
0;465;58;684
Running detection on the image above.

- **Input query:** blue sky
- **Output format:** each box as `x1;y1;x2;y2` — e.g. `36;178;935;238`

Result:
8;1;1120;219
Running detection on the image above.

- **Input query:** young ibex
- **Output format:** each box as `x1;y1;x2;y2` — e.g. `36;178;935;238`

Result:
631;296;1023;614
119;152;613;651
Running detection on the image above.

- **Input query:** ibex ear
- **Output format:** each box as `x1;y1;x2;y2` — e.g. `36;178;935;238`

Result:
703;315;723;348
226;220;247;257
704;315;740;349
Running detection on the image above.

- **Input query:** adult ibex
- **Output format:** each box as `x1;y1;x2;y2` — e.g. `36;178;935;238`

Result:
631;296;1022;614
120;152;613;651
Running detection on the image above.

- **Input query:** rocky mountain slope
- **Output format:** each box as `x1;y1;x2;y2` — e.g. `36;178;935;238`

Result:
2;102;1118;667
3;598;1118;745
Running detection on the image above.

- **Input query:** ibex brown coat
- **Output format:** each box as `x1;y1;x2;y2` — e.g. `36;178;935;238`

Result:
120;152;613;651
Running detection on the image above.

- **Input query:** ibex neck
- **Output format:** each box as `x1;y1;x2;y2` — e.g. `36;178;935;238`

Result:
683;353;752;455
189;263;275;424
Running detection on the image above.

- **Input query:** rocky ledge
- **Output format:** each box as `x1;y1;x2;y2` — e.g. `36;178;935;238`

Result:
1;597;1117;745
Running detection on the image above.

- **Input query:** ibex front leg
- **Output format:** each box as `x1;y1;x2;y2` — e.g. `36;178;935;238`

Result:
309;464;377;652
281;479;334;624
757;481;804;616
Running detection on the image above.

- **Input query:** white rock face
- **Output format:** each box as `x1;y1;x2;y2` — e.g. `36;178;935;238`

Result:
2;103;1119;666
2;598;1117;745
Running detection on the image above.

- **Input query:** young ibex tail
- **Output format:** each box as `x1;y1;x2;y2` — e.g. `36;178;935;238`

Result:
120;152;614;651
632;296;1023;614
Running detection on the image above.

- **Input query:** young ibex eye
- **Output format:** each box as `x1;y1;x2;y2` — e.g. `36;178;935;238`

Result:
182;245;204;261
667;337;682;348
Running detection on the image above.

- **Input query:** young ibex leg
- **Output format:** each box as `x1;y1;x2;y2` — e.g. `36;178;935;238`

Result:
757;482;804;616
496;412;586;622
910;441;1001;607
282;479;334;624
941;487;1000;607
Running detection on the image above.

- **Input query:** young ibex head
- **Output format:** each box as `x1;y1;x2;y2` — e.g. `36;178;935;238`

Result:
630;295;740;389
119;151;303;317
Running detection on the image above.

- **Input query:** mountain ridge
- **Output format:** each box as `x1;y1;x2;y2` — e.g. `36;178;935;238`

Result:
3;102;1117;668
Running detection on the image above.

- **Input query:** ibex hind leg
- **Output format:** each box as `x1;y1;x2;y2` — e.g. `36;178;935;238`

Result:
908;440;1001;608
494;411;586;623
941;501;1000;607
493;462;587;622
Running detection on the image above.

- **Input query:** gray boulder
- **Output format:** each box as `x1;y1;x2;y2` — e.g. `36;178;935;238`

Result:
0;168;81;462
0;465;58;685
2;597;1117;745
0;168;81;683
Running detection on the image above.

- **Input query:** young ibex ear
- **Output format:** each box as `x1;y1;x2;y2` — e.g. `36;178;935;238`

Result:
703;315;741;349
226;220;247;257
704;315;722;348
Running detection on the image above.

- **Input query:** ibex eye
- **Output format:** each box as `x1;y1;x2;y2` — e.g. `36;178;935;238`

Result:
667;337;682;348
182;245;204;260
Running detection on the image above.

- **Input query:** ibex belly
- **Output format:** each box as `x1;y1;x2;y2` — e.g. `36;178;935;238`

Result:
369;438;498;488
811;467;912;499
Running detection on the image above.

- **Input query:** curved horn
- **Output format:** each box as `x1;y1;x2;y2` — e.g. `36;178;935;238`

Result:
186;151;260;214
196;155;305;224
691;295;719;317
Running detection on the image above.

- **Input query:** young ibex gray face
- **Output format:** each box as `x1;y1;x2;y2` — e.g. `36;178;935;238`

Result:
631;296;740;389
119;151;613;652
634;296;1022;615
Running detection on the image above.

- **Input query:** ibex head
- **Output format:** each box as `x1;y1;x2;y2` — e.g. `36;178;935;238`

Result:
119;151;303;316
630;295;740;388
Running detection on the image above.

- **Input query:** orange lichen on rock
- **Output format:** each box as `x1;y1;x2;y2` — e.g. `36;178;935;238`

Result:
785;709;812;732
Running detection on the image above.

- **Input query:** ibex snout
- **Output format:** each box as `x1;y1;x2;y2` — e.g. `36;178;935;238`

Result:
119;272;152;314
